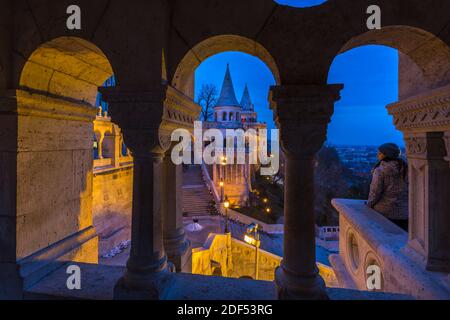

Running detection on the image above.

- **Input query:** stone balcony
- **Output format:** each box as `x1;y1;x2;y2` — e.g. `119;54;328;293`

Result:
330;199;450;300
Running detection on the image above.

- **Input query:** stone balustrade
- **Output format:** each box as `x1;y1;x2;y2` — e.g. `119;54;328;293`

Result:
330;199;450;300
317;226;340;241
93;111;132;171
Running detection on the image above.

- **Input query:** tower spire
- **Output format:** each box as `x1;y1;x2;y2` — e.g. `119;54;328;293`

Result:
215;64;240;107
240;83;254;111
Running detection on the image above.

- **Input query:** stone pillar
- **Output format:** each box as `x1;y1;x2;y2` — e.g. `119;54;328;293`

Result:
100;87;170;299
0;91;22;299
112;125;122;167
162;151;192;273
98;134;104;159
269;84;343;300
404;132;450;272
387;85;450;273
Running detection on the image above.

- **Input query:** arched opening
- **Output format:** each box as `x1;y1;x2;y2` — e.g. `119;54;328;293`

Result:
324;27;450;227
102;130;114;159
317;44;402;227
16;37;116;267
328;26;450;291
172;35;281;98
337;26;450;100
175;37;282;280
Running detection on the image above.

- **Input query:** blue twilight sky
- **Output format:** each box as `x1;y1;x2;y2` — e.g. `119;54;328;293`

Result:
274;0;328;7
195;0;404;147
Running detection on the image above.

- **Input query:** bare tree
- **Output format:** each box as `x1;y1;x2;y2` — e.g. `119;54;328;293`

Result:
197;84;218;121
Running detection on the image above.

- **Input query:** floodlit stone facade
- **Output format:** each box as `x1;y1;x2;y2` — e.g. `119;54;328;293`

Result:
0;0;449;300
192;233;338;287
205;64;267;206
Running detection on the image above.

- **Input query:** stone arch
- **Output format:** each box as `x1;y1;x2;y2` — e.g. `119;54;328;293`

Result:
19;36;115;106
14;36;116;263
172;35;281;98
332;26;450;99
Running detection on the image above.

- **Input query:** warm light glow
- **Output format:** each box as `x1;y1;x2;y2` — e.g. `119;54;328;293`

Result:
244;235;258;246
224;198;230;209
219;181;224;187
263;198;268;203
266;208;271;213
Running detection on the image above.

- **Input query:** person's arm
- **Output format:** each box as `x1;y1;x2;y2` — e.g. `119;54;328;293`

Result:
367;168;384;208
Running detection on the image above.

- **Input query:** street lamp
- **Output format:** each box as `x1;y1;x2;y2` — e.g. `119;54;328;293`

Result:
244;223;261;280
219;179;224;202
221;156;227;184
265;207;271;214
223;196;230;234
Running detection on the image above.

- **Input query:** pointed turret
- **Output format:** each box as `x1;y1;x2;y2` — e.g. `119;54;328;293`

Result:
215;64;241;108
240;84;254;111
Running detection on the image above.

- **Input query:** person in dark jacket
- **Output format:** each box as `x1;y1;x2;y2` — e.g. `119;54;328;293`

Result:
367;143;409;231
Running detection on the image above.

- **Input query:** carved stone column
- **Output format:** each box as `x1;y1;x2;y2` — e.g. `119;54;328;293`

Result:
387;84;450;273
100;86;170;299
162;150;192;273
404;133;450;272
270;84;343;300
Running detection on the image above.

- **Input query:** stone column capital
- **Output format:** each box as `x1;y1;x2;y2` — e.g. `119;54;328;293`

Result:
269;84;343;157
404;132;447;160
99;86;171;155
444;131;450;165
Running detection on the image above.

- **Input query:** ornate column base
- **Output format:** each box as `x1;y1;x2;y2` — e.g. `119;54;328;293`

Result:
164;230;192;273
113;256;170;300
275;262;328;300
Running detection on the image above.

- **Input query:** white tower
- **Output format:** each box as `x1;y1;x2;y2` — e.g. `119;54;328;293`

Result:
213;64;243;126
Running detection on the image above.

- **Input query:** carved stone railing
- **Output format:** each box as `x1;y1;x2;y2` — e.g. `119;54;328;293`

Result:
330;199;450;300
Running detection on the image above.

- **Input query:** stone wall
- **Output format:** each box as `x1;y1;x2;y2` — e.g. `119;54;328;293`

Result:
192;233;338;287
93;167;133;256
92;114;133;256
15;91;98;263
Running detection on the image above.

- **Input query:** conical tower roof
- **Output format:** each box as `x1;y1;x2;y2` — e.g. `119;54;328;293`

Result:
240;84;254;111
215;64;241;108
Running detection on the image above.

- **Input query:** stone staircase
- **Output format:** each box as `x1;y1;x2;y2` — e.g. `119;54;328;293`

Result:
182;165;217;217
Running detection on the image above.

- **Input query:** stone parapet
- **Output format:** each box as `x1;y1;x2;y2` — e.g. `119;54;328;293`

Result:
331;199;450;300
